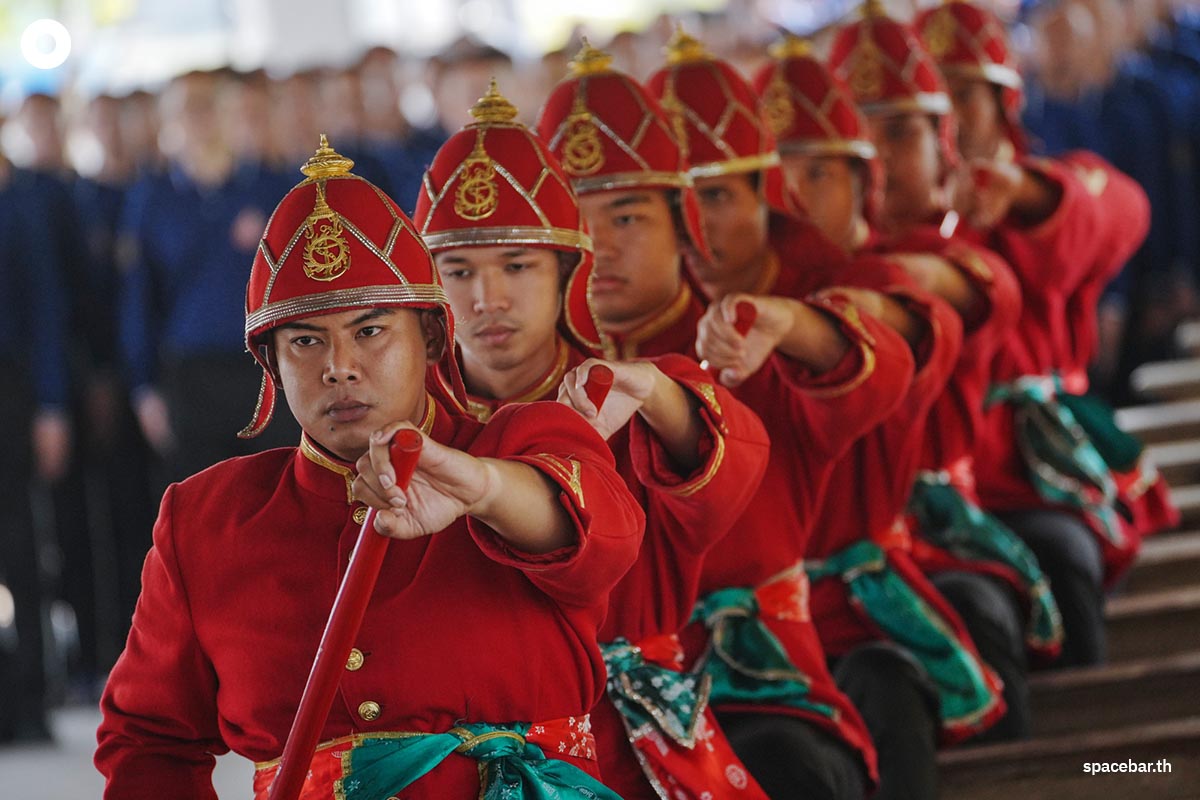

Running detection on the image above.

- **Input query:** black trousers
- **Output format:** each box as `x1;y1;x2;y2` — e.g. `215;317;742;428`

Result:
716;710;868;800
993;509;1106;667
0;370;49;739
930;570;1030;742
832;642;940;800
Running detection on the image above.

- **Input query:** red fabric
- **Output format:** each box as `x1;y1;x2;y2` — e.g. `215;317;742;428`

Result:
95;399;643;800
682;273;916;787
968;152;1167;582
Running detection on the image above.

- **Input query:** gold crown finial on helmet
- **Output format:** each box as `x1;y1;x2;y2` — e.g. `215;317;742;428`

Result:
768;32;813;61
570;38;615;77
470;78;520;124
301;134;356;179
665;24;710;65
860;0;885;18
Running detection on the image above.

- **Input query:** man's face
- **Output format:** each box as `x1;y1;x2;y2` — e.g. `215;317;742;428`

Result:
946;75;1002;161
868;112;943;231
780;154;861;252
578;189;682;328
435;246;562;375
273;307;437;461
693;174;769;287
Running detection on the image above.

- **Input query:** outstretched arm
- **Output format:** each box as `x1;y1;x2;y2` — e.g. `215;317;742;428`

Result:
353;424;573;554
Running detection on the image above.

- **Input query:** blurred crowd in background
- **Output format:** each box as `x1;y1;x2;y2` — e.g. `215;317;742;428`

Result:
1;0;1198;744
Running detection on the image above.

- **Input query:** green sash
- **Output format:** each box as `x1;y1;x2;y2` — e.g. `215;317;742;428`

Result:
336;722;621;800
910;476;1063;653
601;639;710;746
690;585;837;719
987;375;1126;548
807;541;999;729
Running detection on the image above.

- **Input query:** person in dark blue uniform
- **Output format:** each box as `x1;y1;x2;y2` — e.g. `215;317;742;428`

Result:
0;153;72;743
118;70;300;483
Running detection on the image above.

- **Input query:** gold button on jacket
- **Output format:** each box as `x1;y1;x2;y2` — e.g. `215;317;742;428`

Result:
358;700;381;721
346;648;365;671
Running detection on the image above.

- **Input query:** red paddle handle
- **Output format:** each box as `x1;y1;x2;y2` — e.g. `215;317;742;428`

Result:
584;364;614;411
733;301;757;336
268;430;422;800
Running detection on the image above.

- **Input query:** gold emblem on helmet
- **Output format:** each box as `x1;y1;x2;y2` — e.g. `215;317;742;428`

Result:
562;93;604;176
849;36;885;101
302;181;351;281
923;8;957;59
658;80;691;158
454;129;500;220
762;68;795;136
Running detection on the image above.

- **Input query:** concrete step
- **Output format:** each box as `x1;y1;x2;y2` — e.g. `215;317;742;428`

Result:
1115;398;1200;445
938;717;1200;800
1029;650;1200;737
1144;439;1200;486
1167;484;1200;528
1131;358;1200;401
1106;586;1200;664
1123;530;1200;595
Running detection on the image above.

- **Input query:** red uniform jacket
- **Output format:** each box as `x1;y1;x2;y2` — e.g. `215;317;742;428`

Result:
676;220;918;785
805;251;965;656
95;398;644;800
438;341;772;799
969;153;1166;581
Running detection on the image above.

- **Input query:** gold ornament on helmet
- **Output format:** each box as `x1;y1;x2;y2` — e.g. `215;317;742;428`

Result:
569;37;614;77
469;78;520;125
562;92;605;176
767;33;812;62
762;67;795;136
849;33;885;101
301;133;355;180
302;181;352;281
657;78;691;158
922;7;957;58
665;25;710;65
454;128;500;220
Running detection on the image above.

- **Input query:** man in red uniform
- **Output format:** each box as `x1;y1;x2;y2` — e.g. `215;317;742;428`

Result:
540;37;914;800
651;26;992;799
95;137;645;799
414;80;773;800
916;0;1176;669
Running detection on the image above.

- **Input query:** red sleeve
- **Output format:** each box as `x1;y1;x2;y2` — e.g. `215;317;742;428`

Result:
95;485;226;800
774;293;916;462
627;352;771;554
996;154;1148;297
466;401;645;608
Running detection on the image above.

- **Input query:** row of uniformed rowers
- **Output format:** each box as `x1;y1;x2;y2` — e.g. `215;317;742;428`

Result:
95;4;1177;800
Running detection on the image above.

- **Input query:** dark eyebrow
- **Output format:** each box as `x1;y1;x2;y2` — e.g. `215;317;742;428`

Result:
437;248;531;266
275;308;395;333
606;194;653;211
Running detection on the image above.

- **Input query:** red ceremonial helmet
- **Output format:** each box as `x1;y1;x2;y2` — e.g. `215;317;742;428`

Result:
645;27;791;213
535;39;710;259
914;0;1028;155
828;0;959;166
240;136;466;437
413;79;609;358
753;33;883;221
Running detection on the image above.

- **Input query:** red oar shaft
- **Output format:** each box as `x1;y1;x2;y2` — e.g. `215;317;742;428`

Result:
733;300;757;336
268;430;423;800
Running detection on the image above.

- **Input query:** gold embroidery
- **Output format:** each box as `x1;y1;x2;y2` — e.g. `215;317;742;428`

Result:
300;434;356;504
922;7;957;59
563;93;605;176
762;67;795;136
567;459;585;509
658;79;691;158
695;383;722;417
454;129;500;220
670;429;726;498
526;454;586;509
302;181;352;282
849;35;885;101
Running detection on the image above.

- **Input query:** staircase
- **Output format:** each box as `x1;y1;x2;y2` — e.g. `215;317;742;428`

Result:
936;345;1200;799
